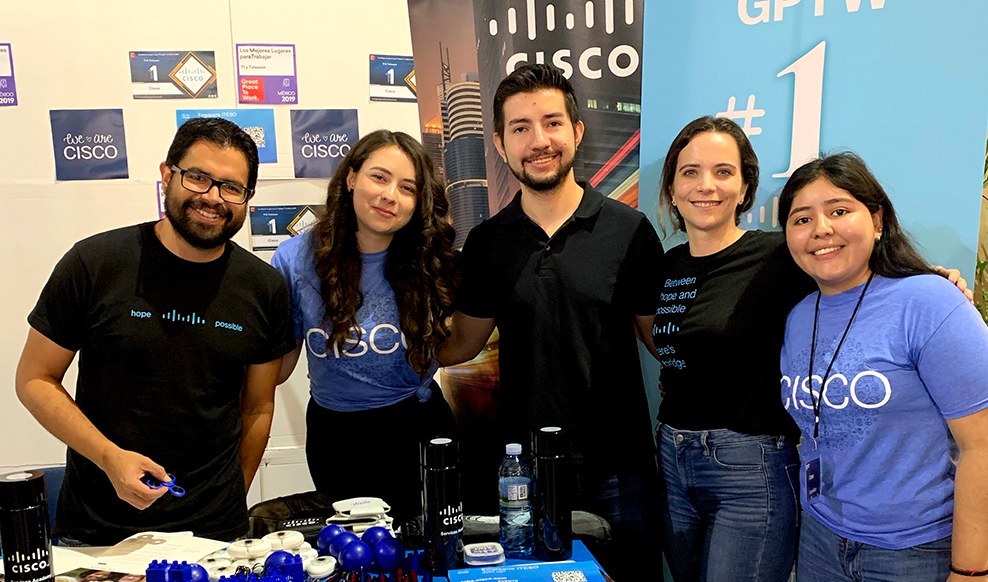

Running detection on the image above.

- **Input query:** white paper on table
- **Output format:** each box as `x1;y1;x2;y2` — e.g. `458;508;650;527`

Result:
92;532;227;574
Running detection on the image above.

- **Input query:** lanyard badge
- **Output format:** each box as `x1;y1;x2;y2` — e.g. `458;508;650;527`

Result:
803;273;874;504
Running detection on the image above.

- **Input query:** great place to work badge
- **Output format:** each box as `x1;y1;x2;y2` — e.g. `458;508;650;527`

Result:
129;50;218;99
50;109;129;181
290;109;358;178
0;43;17;106
236;44;298;105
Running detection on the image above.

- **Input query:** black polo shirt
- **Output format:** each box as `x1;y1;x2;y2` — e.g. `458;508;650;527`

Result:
457;183;664;473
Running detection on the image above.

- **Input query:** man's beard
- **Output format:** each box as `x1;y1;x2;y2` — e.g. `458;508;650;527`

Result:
164;183;244;250
508;151;575;193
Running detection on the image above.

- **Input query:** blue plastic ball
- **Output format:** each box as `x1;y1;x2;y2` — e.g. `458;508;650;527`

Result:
317;524;347;555
373;537;405;571
360;526;391;548
338;540;373;571
264;550;294;572
188;564;209;582
329;531;360;559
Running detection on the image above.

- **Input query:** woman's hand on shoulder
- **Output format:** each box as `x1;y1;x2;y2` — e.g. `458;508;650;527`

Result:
932;265;974;303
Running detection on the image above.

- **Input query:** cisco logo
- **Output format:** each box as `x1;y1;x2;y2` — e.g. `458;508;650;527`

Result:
489;0;641;80
129;308;243;332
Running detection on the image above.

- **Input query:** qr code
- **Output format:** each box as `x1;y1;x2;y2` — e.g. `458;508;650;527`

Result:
243;126;265;147
551;572;587;582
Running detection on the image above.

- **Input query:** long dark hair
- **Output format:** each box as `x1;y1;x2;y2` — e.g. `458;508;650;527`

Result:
779;152;933;279
311;129;458;375
658;116;759;236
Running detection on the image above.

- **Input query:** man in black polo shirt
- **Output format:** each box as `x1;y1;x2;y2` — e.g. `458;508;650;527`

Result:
439;64;664;577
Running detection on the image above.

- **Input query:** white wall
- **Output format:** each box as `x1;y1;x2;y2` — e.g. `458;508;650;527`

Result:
0;0;419;502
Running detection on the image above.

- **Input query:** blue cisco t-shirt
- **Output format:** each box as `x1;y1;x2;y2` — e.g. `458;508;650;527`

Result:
272;232;434;411
781;274;988;549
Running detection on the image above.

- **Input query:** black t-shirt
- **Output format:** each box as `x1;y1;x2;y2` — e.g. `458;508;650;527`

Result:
653;230;815;439
28;222;295;544
457;184;664;473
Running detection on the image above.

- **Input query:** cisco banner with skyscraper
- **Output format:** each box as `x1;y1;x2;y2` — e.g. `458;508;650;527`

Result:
640;1;988;283
407;0;645;512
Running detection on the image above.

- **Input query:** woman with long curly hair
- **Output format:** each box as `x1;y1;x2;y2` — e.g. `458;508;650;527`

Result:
272;130;458;524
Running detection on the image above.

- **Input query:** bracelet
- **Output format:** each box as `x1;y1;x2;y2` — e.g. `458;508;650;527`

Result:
950;565;988;577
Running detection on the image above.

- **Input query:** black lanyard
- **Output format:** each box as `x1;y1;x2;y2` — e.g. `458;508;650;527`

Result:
807;273;875;440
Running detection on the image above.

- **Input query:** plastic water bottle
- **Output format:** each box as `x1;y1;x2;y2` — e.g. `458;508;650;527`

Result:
498;443;534;557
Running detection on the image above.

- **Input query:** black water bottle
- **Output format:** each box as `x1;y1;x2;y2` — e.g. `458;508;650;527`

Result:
420;437;462;576
0;470;53;582
532;427;572;561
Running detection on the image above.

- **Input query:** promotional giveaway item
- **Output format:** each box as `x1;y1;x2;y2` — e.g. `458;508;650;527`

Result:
532;427;571;561
420;437;463;575
0;471;52;582
144;474;185;497
262;530;305;551
497;444;533;558
462;543;505;567
311;524;406;578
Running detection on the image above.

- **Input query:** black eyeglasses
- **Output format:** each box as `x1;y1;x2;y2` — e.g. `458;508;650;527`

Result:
170;165;253;204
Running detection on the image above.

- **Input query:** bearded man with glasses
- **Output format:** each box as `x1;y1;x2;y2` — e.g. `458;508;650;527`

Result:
15;118;295;545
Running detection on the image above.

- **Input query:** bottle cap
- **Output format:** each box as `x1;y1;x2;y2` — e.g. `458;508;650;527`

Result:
505;443;522;455
0;470;47;510
420;437;458;469
533;427;568;458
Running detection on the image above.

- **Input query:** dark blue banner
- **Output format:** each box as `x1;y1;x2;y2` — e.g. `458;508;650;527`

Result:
50;109;129;181
290;109;359;178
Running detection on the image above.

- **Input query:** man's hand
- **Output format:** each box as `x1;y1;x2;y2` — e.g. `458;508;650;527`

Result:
933;265;975;303
16;328;170;511
98;447;170;510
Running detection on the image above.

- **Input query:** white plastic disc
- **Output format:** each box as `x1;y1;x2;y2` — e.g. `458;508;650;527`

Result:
263;530;305;551
299;548;318;562
198;556;233;569
305;556;337;578
227;538;272;559
207;565;237;582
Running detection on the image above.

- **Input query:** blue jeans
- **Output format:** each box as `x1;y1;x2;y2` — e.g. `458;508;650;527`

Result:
658;424;799;582
574;467;662;581
797;511;951;582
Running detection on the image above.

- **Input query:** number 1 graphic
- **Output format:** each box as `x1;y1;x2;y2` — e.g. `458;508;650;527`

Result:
149;64;158;82
268;218;276;234
773;41;825;179
386;68;394;84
